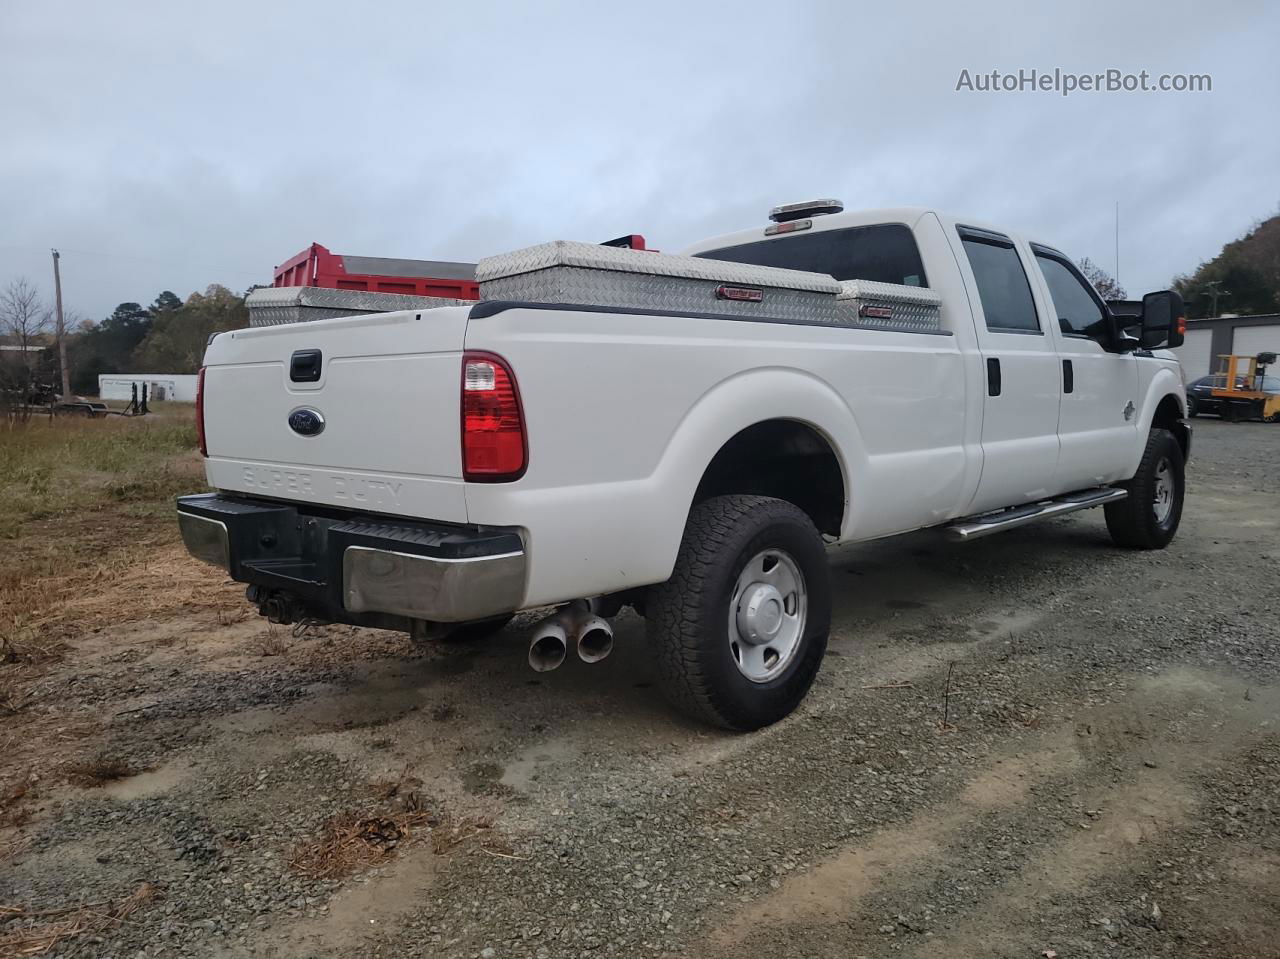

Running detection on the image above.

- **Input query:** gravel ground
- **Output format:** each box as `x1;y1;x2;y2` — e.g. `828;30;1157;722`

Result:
2;418;1278;959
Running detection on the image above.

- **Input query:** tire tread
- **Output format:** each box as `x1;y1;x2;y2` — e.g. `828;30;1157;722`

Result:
647;495;827;729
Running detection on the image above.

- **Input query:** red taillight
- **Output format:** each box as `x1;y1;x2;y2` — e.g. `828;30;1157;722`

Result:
461;351;527;482
195;366;208;457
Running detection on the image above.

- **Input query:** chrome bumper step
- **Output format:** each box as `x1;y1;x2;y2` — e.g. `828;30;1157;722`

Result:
946;487;1127;542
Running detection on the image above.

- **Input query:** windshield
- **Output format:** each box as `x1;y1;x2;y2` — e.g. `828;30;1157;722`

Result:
695;224;928;287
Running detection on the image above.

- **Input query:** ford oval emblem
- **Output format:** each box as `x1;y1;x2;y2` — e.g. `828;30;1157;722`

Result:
288;407;325;437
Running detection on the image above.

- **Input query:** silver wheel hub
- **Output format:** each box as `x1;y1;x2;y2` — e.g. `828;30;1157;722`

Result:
738;584;785;644
1152;457;1175;524
728;549;807;683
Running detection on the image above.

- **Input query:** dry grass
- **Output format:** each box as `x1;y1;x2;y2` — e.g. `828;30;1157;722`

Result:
0;410;199;537
252;630;291;657
288;809;438;880
0;632;63;667
16;542;238;637
289;765;505;879
0;404;220;650
0;882;158;956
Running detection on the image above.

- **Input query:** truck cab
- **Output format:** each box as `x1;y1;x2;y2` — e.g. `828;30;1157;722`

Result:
684;205;1188;517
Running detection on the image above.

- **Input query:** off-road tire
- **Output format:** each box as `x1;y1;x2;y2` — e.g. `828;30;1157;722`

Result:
1105;428;1185;549
647;495;830;731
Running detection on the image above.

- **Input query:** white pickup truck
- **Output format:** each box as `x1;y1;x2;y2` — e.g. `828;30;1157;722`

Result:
177;203;1190;730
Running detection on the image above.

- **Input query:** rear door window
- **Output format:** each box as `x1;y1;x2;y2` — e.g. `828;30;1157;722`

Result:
959;232;1040;333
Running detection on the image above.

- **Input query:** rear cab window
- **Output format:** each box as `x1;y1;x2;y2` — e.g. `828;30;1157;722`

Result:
957;228;1040;333
694;224;928;288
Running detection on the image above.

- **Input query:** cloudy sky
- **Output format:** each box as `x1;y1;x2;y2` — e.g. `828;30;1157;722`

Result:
2;0;1277;320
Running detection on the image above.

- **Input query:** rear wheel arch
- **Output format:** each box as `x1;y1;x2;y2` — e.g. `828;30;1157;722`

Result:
691;419;847;537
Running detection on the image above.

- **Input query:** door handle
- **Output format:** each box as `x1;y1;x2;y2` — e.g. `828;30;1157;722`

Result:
290;349;323;383
987;358;1001;397
1062;359;1074;394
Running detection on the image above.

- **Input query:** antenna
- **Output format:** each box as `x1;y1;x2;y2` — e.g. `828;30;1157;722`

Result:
1114;201;1120;290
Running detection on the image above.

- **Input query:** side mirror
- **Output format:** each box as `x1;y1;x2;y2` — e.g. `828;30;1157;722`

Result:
1140;290;1186;349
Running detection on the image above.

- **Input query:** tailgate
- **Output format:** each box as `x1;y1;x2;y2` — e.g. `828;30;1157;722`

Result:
201;308;470;523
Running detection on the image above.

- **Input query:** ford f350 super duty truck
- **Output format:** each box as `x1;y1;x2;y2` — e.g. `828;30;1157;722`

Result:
177;202;1190;730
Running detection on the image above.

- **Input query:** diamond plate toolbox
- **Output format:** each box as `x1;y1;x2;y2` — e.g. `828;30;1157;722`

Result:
245;286;468;327
837;280;943;333
477;241;843;324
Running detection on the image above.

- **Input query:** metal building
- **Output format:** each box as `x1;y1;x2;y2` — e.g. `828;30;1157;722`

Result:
1172;313;1280;381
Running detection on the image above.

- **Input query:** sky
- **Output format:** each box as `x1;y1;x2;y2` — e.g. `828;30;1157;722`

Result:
1;0;1278;321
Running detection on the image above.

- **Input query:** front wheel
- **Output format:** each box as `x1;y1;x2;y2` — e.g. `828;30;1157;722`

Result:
647;495;830;730
1104;428;1185;549
1186;397;1199;417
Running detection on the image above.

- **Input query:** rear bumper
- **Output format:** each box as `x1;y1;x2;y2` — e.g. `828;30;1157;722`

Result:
176;493;526;625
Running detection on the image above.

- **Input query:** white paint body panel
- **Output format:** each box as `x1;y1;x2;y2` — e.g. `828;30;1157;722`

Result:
200;207;1187;611
202;309;470;523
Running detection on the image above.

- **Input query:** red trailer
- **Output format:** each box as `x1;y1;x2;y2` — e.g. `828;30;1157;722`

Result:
273;242;479;300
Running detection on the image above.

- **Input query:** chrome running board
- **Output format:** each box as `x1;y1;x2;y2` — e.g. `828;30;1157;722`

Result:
946;487;1127;542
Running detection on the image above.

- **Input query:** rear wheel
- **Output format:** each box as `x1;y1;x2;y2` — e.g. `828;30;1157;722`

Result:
1186;396;1199;417
1104;428;1185;549
647;495;830;730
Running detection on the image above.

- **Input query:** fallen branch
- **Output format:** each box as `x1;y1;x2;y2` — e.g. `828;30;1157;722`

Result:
861;681;914;690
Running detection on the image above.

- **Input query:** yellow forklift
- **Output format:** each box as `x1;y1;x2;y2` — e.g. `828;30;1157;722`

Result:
1209;351;1280;422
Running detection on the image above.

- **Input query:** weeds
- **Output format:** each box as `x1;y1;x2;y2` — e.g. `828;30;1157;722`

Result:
0;409;202;538
253;631;290;657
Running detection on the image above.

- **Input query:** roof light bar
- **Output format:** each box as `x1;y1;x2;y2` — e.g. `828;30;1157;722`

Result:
768;198;844;223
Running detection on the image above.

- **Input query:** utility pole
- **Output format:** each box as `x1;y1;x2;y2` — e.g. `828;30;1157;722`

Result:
51;249;71;400
1201;280;1230;318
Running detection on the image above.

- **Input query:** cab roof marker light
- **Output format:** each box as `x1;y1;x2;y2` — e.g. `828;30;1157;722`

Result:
768;198;844;223
765;219;813;236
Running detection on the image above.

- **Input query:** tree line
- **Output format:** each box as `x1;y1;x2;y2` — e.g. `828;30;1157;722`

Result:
1172;212;1280;319
0;281;248;399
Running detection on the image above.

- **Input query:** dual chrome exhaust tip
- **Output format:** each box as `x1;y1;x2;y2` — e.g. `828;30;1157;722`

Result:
528;602;614;672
